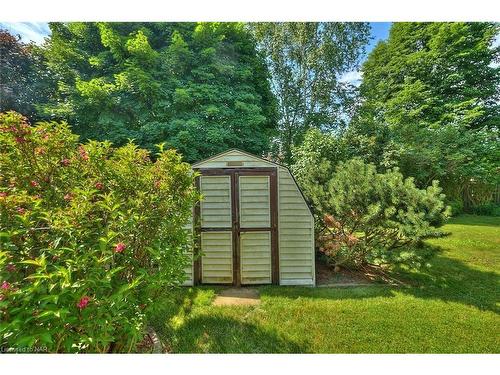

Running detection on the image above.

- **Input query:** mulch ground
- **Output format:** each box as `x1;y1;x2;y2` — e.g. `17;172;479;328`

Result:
315;260;374;286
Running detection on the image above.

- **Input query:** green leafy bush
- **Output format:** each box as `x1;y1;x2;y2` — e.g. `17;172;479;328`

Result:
447;199;464;216
470;203;500;217
300;158;449;269
0;111;198;352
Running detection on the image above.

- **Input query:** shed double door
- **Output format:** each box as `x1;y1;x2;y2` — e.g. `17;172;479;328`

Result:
195;169;278;286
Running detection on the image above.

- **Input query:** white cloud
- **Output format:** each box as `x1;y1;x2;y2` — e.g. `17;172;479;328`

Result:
0;22;50;44
338;70;363;86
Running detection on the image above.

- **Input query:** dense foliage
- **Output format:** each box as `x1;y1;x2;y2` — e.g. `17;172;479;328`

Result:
351;22;500;210
291;128;350;189
251;22;370;162
296;157;449;269
37;22;277;162
0;112;198;352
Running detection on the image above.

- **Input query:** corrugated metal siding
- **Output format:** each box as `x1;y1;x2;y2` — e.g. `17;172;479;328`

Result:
201;231;233;284
278;166;315;285
239;176;271;228
200;176;231;228
240;232;272;284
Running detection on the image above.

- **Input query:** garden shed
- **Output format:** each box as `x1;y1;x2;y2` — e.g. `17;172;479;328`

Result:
184;149;315;287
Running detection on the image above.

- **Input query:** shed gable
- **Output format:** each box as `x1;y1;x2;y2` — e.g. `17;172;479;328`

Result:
192;149;276;169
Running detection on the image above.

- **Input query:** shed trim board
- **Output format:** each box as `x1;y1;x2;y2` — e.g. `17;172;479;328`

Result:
190;149;315;287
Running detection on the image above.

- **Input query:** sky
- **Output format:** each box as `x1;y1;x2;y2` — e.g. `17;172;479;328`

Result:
0;22;392;85
0;22;51;44
339;22;391;85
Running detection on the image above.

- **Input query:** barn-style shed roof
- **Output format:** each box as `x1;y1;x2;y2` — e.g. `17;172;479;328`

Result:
193;148;278;168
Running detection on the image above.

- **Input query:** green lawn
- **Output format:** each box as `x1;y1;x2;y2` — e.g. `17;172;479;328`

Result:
148;215;500;353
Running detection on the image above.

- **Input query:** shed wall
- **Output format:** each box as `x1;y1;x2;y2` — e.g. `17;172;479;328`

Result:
278;167;315;285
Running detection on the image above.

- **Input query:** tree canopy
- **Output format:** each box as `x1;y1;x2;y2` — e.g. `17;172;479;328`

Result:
40;22;278;162
359;22;499;130
349;22;499;204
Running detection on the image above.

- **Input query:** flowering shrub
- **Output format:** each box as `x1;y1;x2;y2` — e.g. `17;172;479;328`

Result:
0;111;198;352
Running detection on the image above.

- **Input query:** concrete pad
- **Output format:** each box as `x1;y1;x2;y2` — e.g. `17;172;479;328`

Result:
213;288;260;306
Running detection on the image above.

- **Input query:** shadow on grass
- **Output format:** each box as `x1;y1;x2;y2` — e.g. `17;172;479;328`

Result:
447;214;500;227
259;283;396;301
146;286;304;353
146;286;210;342
393;244;500;314
260;243;499;314
171;314;305;353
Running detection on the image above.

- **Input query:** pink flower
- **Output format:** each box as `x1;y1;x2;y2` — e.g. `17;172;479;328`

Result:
114;242;126;253
16;207;26;215
1;281;10;290
15;137;26;144
30;180;39;187
0;192;7;198
95;182;104;190
154;180;161;188
77;296;91;310
60;158;70;166
64;193;73;201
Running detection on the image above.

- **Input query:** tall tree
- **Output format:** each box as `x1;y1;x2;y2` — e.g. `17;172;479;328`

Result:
0;29;53;120
41;22;277;162
251;22;370;163
351;22;500;205
359;22;499;131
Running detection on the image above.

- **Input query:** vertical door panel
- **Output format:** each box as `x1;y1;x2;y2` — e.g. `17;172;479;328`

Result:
200;176;232;228
239;176;270;228
240;231;272;284
201;232;233;284
239;175;273;284
200;175;233;283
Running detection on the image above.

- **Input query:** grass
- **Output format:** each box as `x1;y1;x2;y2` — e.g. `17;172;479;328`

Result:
147;215;500;353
